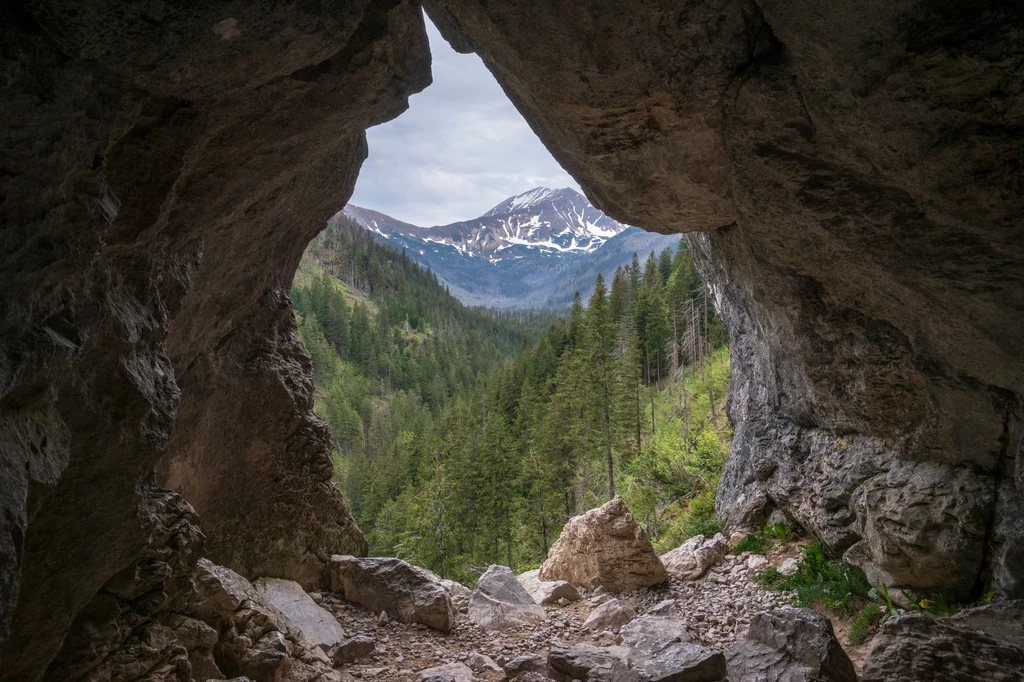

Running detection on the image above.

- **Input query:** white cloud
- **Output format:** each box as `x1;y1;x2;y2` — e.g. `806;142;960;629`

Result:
348;13;580;227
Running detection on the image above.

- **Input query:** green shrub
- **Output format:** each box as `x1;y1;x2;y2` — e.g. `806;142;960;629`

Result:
733;531;769;554
678;488;725;539
756;541;871;616
848;604;883;645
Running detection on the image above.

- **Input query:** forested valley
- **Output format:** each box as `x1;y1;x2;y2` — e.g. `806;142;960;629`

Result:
292;214;730;585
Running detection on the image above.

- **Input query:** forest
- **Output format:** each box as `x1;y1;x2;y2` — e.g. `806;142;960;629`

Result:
292;214;729;584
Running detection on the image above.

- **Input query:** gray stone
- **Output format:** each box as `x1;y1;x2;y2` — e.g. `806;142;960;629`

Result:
779;558;800;576
331;635;375;664
468;565;545;630
660;534;729;581
540;498;667;592
862;612;1024;682
326;555;455;632
517;569;582;605
419;661;479;682
583;598;636;633
547;641;640;682
621;615;727;682
465;652;504;680
254;577;346;650
949;600;1024;649
503;653;547;681
725;607;856;682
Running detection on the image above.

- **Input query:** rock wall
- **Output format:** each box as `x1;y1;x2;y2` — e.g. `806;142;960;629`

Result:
424;0;1023;601
1;0;429;677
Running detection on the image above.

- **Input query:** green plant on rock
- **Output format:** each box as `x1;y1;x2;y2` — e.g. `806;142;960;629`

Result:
732;530;769;555
847;604;883;645
756;541;871;616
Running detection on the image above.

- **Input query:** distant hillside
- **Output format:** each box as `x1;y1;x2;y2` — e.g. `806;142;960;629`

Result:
344;187;681;310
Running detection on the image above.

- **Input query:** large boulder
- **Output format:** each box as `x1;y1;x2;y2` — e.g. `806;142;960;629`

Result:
189;560;340;682
539;497;667;592
517;569;582;605
582;598;636;633
547;642;640;682
254;578;346;651
419;662;480;682
725;607;856;682
620;615;727;682
862;611;1024;682
468;565;546;630
325;556;455;632
661;534;729;581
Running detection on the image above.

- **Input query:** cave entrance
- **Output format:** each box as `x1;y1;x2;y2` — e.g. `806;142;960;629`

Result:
288;14;728;583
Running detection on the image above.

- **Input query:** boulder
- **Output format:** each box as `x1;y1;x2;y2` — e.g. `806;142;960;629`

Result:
465;652;504;681
862;611;1024;682
547;641;640;682
468;565;546;630
949;600;1024;649
517;569;582;605
503;654;547;681
746;555;769;575
325;556;455;632
725;607;856;682
646;599;686;619
254;578;346;650
582;598;636;633
660;534;729;581
779;558;800;576
620;615;727;682
331;636;375;664
539;497;667;592
189;560;340;682
419;662;479;682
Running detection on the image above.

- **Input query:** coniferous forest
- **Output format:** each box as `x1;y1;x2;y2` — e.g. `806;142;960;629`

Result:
292;214;729;584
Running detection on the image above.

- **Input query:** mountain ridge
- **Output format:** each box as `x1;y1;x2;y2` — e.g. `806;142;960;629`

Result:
343;187;681;310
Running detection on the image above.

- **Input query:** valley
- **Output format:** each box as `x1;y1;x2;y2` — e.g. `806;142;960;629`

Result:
345;188;681;309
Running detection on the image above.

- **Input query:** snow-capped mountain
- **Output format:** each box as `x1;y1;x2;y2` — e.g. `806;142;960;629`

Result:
342;188;680;310
347;188;628;262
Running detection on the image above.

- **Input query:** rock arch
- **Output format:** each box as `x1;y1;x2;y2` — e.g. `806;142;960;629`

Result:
0;0;1021;678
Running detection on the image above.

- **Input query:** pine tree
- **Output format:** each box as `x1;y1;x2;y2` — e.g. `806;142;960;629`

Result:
582;274;618;500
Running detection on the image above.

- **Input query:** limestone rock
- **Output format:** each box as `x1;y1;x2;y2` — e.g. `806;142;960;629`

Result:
540;497;667;592
547;641;640;682
419;662;479;682
582;598;636;634
517;569;582;605
189;560;339;682
862;612;1024;682
747;555;769;575
647;599;686;619
254;578;346;650
426;0;1024;605
503;654;547;681
779;558;800;576
331;636;375;664
725;607;856;682
468;565;545;630
661;534;729;581
621;615;727;682
948;600;1024;649
465;652;504;681
326;556;454;632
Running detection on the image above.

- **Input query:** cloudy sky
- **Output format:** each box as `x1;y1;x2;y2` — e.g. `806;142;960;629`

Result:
348;15;581;227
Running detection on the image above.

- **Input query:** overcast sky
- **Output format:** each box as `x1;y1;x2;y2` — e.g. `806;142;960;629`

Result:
348;15;581;227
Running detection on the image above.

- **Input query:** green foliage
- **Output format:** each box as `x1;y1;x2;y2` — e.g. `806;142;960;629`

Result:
293;227;729;583
756;542;871;616
733;531;769;555
848;604;883;645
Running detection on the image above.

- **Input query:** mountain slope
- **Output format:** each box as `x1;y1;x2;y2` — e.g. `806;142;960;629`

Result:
344;188;681;309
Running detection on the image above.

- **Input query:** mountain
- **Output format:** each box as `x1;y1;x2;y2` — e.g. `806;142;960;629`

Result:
343;188;681;310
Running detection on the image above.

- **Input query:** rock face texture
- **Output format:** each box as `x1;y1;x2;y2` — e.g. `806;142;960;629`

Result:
862;610;1024;682
539;497;668;592
468;565;546;630
517;569;582;605
254;577;346;651
326;556;456;632
425;0;1024;602
726;607;857;682
1;1;428;676
661;534;729;581
4;0;1024;675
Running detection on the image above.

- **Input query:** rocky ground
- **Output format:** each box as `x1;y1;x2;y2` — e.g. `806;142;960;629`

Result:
316;551;792;681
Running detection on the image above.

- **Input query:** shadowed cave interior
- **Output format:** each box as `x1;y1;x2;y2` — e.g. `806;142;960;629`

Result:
0;1;1022;680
